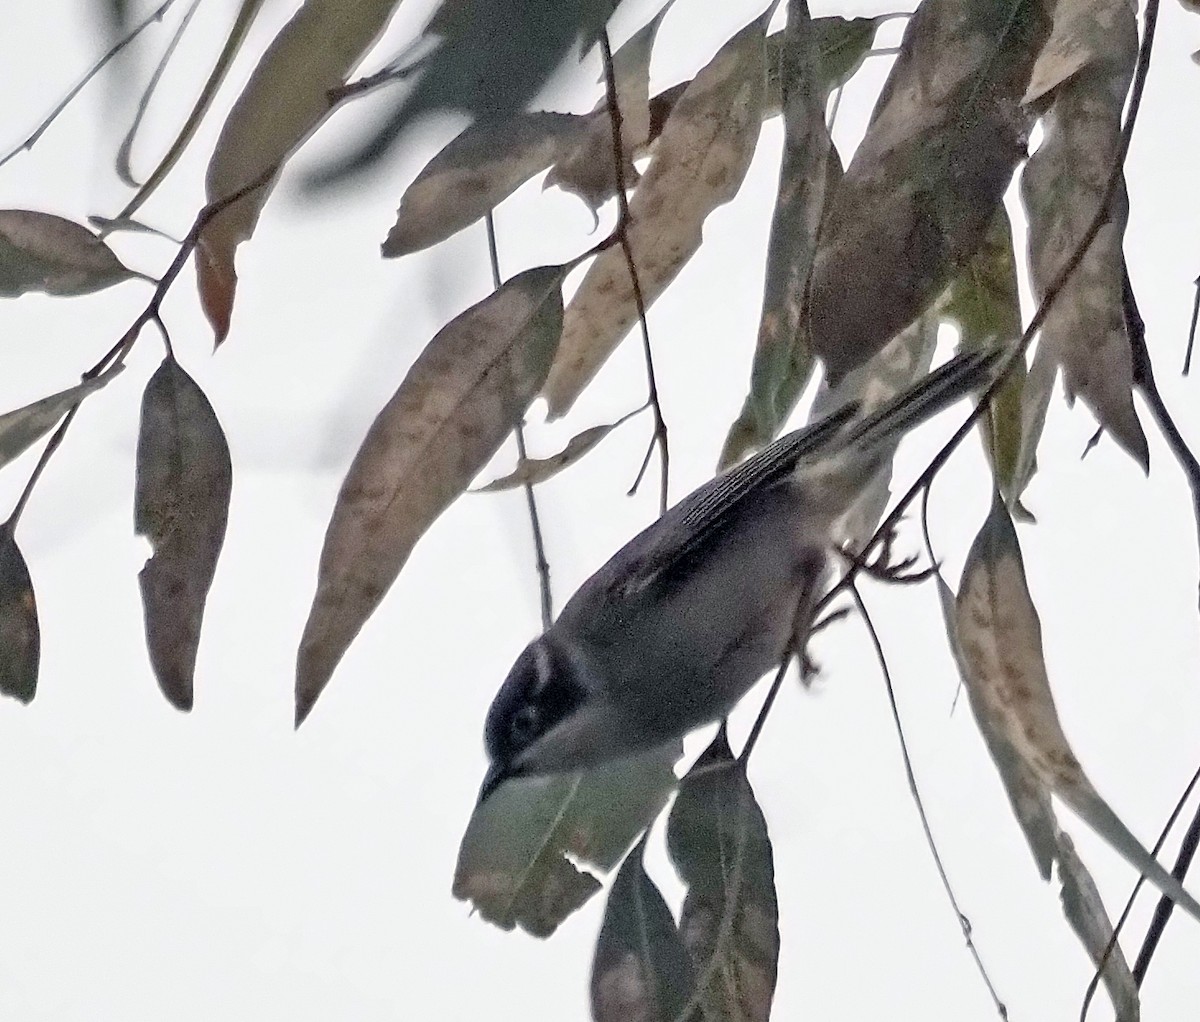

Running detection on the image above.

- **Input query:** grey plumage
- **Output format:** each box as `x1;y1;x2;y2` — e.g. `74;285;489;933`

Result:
480;350;1000;802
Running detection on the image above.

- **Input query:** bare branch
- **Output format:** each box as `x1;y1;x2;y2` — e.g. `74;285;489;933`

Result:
0;0;179;169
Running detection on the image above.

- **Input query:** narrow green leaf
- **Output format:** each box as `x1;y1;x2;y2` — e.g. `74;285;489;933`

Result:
721;0;840;468
0;211;152;297
810;0;1051;382
667;729;779;1022
0;365;125;471
0;529;39;703
592;835;694;1022
936;210;1031;506
455;745;679;938
135;356;233;711
296;265;570;725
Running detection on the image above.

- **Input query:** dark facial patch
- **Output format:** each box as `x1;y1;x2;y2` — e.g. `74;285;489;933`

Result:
484;638;585;767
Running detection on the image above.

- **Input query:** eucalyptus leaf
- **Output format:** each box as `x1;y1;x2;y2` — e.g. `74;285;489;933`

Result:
0;529;39;704
592;834;694;1022
135;357;233;711
667;729;779;1022
296;265;570;725
454;745;679;937
0;210;152;297
809;0;1051;382
0;365;125;471
544;14;768;418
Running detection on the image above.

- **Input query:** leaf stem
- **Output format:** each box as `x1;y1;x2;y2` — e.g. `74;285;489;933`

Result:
484;211;554;629
599;29;670;515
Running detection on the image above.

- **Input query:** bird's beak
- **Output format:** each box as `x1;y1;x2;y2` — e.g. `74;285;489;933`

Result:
476;760;511;806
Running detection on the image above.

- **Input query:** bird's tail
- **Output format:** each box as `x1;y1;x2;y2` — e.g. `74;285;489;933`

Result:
840;348;1002;455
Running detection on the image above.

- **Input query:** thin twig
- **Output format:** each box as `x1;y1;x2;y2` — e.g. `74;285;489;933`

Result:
1079;759;1200;1021
848;581;1009;1020
1123;264;1200;610
115;0;204;187
5;166;277;529
0;0;178;169
598;29;670;515
484;212;554;630
1183;276;1199;375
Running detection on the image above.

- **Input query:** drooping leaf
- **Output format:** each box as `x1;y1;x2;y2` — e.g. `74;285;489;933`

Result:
0;365;125;471
1020;0;1147;469
382;113;587;258
954;493;1200;921
666;729;779;1022
543;14;768;418
1057;830;1140;1022
455;744;679;938
135;356;233;711
310;0;620;184
0;210;152;297
198;0;402;342
720;0;839;469
592;834;694;1022
296;265;570;725
0;528;39;704
544;1;675;214
476;413;637;492
809;0;1051;382
936;210;1030;508
114;0;268;222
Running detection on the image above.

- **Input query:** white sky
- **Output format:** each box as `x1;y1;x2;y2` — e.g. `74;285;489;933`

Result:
1;0;1199;1019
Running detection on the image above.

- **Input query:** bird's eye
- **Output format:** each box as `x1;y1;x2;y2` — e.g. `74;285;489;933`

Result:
509;704;541;746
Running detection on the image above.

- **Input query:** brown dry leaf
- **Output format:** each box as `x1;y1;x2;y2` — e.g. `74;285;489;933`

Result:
0;210;152;296
0;528;39;704
809;0;1051;382
542;14;768;418
666;728;778;1022
1057;831;1140;1022
296;265;570;725
720;0;838;469
382;112;586;258
0;365;124;471
544;1;674;213
475;415;634;492
198;0;402;342
954;494;1200;921
939;567;1138;1021
591;836;694;1022
455;744;679;937
1021;0;1148;469
135;356;233;711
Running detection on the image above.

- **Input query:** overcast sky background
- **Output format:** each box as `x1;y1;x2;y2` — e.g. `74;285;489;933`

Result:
1;0;1199;1019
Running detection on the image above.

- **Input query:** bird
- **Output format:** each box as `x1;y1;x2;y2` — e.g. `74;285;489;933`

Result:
478;349;1000;803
